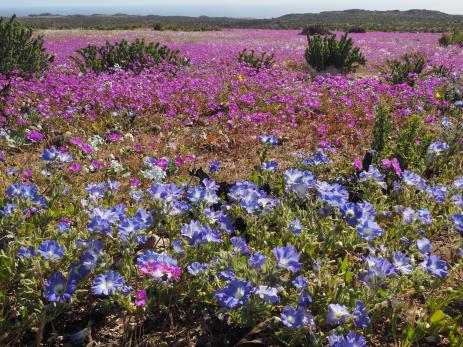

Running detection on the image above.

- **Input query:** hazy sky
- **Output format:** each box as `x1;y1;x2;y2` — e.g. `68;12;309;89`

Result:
1;0;462;17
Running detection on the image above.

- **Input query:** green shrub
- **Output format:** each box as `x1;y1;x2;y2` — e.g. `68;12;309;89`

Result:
0;15;52;78
348;26;366;33
438;30;463;46
300;25;332;36
383;52;426;86
304;33;366;73
70;39;189;74
237;48;275;72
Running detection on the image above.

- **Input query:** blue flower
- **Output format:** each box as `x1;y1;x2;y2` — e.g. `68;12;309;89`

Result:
255;285;280;304
422;255;447;278
218;269;236;281
416;208;432;225
187;185;206;203
453;177;463;190
261;161;278;171
328;331;367;347
288;219;303;235
360;256;397;286
340;203;363;226
393;252;413;275
88;216;112;235
353;300;370;329
249;252;268;269
284;169;315;198
451;214;463;233
17;246;36;259
37;240;64;260
359;165;386;187
416;237;432;255
258;135;279;146
428;185;447;203
402;170;429;192
187;262;209;276
304;148;331;166
316;181;349;207
298;291;313;308
326;303;350;325
43;271;76;302
428;142;449;155
280;306;313;329
273;246;302;273
92;270;126;296
292;275;308;290
231;236;250;256
356;219;383;241
214;280;254;309
208;160;221;174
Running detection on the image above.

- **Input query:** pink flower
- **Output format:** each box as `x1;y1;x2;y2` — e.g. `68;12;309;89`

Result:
0;151;4;161
139;261;182;281
135;290;147;307
155;158;169;170
107;133;123;142
185;155;196;162
23;168;32;179
174;157;184;166
134;143;142;152
391;158;402;177
130;178;141;186
381;159;391;169
69;163;82;172
353;159;362;170
27;130;44;143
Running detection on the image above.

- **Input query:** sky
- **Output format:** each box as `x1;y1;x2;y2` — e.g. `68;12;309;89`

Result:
1;0;462;18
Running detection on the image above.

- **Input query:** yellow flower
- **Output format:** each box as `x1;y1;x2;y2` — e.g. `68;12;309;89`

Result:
435;92;441;99
238;74;245;81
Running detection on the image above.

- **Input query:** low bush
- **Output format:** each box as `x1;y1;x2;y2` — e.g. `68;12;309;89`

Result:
0;15;52;78
304;33;366;73
70;39;189;74
237;48;275;72
383;52;426;86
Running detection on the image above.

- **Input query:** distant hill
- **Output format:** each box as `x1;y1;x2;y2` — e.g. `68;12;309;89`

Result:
14;9;463;32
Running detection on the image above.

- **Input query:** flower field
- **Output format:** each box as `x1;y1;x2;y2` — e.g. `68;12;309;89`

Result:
1;29;463;346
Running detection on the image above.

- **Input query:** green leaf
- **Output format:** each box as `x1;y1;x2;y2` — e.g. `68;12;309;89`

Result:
430;310;445;323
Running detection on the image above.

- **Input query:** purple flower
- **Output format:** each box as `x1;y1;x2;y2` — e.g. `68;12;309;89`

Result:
214;280;254;309
43;272;76;302
92;270;126;295
37;240;64;260
27;130;44;143
273;245;302;273
422;255;447;278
